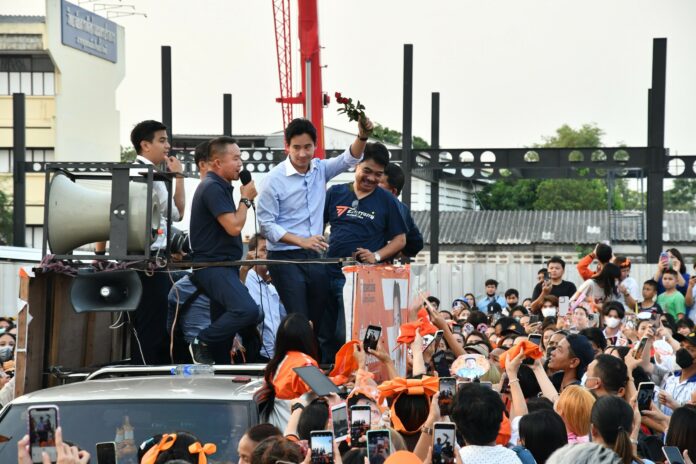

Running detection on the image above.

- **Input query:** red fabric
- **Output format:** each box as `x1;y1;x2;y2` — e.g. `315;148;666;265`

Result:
499;340;544;370
396;308;438;344
496;413;512;445
329;340;360;385
577;254;598;281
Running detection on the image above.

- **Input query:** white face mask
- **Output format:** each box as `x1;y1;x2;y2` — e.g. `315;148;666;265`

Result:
656;354;677;373
605;317;621;329
542;307;557;318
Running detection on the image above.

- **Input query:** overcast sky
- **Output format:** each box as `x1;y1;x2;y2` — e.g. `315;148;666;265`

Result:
5;0;696;155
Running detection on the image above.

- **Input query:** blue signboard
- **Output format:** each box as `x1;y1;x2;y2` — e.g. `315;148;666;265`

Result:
61;0;118;63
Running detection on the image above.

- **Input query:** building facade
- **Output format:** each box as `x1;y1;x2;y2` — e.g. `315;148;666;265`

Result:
0;1;125;247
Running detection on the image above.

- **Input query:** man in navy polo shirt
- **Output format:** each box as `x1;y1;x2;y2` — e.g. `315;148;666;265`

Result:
188;136;261;364
324;142;407;350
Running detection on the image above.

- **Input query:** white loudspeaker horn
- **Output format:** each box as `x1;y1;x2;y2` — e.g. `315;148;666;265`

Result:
47;173;161;254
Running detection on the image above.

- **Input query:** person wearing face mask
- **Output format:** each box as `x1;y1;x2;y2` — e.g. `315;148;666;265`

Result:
602;302;625;346
0;333;14;363
658;331;696;416
0;333;14;407
541;296;559;320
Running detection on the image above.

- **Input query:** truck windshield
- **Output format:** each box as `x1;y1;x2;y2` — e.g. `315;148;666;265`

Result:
0;399;253;464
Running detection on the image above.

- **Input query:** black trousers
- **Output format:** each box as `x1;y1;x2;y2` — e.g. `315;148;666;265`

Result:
131;272;172;365
267;249;337;363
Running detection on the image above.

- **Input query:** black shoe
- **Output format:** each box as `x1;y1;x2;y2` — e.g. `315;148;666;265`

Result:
189;339;215;365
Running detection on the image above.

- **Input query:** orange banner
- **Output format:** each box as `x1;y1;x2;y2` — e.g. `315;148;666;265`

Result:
342;264;411;380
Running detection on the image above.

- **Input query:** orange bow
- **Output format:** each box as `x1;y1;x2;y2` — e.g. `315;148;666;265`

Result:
188;442;217;464
378;375;439;403
329;340;360;385
378;376;439;434
348;368;387;413
499;340;544;370
141;433;177;464
396;309;438;344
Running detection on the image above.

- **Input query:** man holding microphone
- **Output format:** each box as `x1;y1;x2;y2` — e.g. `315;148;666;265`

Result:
188;136;262;364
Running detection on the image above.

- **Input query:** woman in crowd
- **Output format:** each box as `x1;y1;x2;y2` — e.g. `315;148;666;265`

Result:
518;409;568;464
589;396;644;464
258;313;321;428
554;385;596;444
573;262;621;307
654;248;690;295
665;405;696;461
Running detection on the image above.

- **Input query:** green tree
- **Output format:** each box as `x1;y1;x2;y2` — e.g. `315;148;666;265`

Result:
664;179;696;211
0;190;12;245
370;123;429;149
479;123;645;211
120;146;136;163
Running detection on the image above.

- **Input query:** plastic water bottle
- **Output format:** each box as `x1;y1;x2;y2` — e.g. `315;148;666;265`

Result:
170;364;215;377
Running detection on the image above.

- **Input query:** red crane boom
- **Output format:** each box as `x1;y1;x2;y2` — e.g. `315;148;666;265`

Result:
272;0;326;157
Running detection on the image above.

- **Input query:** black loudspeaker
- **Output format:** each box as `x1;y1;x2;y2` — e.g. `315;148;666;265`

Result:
70;270;143;313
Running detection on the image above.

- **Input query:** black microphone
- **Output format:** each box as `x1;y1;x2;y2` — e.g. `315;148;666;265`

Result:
239;170;255;208
239;169;252;185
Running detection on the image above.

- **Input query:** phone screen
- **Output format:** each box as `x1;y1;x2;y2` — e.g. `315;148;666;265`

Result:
528;334;542;346
438;377;456;416
363;326;381;352
424;330;444;352
367;430;391;461
28;406;59;463
663;446;686;464
637;382;655;412
350;406;371;445
310;431;334;464
432;423;456;464
452;324;462;335
96;442;117;464
331;404;349;441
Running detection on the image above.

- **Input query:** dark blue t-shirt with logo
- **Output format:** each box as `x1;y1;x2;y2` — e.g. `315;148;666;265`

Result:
324;183;407;277
190;171;243;262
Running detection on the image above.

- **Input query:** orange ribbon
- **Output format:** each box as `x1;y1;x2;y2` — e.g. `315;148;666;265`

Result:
378;375;439;434
188;442;217;464
141;433;177;464
396;309;439;344
499;340;544;370
329;340;360;385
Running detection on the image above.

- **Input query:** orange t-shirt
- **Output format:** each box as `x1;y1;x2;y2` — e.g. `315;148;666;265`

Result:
271;351;318;400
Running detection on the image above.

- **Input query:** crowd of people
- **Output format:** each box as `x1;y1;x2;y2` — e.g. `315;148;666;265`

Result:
19;117;696;463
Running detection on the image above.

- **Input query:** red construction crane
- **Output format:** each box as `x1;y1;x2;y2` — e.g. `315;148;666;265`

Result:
272;0;327;158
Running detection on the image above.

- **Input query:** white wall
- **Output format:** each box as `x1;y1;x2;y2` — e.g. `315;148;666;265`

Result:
45;0;125;162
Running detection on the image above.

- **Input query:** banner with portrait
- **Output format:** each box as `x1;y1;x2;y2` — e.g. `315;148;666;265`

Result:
342;264;411;380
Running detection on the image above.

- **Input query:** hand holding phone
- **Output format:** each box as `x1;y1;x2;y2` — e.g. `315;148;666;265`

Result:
28;405;59;463
350;405;371;446
662;446;686;464
438;377;456;416
367;430;392;461
331;403;349;442
432;422;456;464
310;431;335;464
363;325;381;353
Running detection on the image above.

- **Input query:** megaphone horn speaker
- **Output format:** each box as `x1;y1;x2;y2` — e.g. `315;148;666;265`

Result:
70;270;143;313
46;173;161;254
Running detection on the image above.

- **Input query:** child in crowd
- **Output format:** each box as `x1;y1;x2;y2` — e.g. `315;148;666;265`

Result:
639;279;662;314
657;269;687;319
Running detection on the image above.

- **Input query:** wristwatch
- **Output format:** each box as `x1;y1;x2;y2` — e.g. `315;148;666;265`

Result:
240;198;253;208
291;403;305;413
359;136;369;141
421;426;433;436
374;252;381;263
